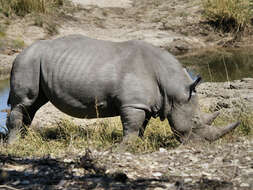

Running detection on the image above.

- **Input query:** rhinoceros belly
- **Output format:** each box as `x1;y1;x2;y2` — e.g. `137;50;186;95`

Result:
40;47;121;118
41;75;120;119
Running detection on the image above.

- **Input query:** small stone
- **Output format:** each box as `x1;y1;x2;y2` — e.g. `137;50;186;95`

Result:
180;172;188;177
154;188;164;190
12;180;20;185
240;183;250;187
152;172;163;177
184;178;192;183
201;171;211;176
201;163;209;169
165;183;176;188
63;158;72;163
159;148;167;153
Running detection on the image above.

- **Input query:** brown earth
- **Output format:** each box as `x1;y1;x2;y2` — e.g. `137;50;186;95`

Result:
0;0;253;189
1;140;253;190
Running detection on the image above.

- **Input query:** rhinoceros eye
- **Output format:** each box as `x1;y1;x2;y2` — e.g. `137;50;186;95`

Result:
188;76;202;101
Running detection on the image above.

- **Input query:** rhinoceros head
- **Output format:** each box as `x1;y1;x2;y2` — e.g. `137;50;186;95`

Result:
167;71;240;143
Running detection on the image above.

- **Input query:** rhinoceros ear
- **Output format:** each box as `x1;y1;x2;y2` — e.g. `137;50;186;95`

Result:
188;76;202;101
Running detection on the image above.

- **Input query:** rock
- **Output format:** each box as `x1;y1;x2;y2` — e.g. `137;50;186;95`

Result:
154;188;164;190
184;178;192;183
159;148;167;153
240;183;250;187
63;158;73;163
152;172;163;177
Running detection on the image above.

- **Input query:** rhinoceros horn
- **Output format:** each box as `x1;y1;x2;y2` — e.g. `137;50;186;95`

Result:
202;111;220;125
195;121;240;142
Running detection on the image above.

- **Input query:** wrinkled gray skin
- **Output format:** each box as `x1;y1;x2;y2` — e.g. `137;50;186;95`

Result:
6;35;239;144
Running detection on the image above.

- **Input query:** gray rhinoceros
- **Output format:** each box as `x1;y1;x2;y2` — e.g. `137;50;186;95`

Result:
5;35;239;143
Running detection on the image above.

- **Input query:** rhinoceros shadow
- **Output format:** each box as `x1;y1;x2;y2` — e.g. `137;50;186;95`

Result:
0;153;234;190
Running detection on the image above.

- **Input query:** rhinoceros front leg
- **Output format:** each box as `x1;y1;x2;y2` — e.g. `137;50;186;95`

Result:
120;107;149;143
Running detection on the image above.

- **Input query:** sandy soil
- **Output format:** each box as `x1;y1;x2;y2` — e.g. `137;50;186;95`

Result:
71;0;132;8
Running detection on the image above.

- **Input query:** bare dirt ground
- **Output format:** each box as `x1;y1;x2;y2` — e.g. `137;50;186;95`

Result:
0;0;253;189
1;140;253;190
71;0;132;8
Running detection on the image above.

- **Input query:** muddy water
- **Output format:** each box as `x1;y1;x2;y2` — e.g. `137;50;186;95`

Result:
179;47;253;82
0;79;9;130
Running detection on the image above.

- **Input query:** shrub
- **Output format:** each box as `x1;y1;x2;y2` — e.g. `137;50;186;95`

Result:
0;0;64;16
202;0;253;32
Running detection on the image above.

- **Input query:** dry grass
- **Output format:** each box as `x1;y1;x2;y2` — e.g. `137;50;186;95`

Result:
0;0;64;16
0;117;178;157
1;110;252;157
0;0;74;37
202;0;253;32
213;111;253;144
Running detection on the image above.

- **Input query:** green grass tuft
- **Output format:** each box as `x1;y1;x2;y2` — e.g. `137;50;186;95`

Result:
11;38;25;49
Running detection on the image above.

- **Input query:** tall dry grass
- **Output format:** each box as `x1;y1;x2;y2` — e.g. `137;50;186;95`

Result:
1;110;252;157
0;0;64;16
202;0;253;32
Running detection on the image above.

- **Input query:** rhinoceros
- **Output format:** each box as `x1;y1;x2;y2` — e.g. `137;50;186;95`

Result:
4;35;239;144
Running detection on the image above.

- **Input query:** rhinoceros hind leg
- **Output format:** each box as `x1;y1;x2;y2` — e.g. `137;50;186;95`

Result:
138;114;151;138
120;107;149;143
6;90;48;143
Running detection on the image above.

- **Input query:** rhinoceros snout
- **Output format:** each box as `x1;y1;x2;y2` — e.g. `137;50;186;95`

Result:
169;108;240;143
184;115;240;143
